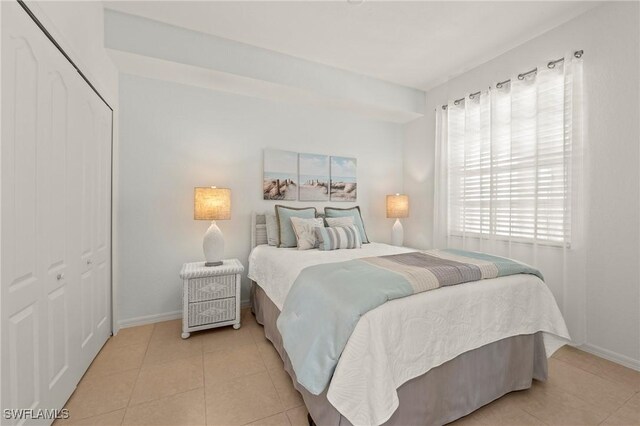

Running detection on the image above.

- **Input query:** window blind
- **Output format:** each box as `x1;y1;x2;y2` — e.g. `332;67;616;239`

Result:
447;63;574;245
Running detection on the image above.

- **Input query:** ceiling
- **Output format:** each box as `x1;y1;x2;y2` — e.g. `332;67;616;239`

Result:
104;1;598;91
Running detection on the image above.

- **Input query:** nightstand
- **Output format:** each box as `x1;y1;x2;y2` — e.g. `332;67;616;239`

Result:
179;259;244;339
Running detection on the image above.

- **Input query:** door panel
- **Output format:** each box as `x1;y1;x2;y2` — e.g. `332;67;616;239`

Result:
2;10;43;424
10;38;38;289
93;99;112;345
96;262;109;330
47;287;68;389
8;304;40;413
78;95;99;367
3;35;39;304
1;3;113;423
40;67;76;408
80;270;94;350
80;100;95;263
44;72;68;275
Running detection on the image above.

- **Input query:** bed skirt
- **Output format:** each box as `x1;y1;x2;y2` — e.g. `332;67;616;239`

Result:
251;282;548;426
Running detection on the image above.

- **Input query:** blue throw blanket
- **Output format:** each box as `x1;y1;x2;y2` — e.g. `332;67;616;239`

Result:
276;249;543;395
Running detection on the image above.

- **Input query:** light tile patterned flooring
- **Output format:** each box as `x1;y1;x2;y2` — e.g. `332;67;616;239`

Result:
56;308;639;426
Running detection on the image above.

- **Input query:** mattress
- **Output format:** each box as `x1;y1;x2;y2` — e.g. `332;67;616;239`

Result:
248;243;571;425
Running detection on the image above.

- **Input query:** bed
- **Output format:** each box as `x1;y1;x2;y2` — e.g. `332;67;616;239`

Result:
247;213;570;426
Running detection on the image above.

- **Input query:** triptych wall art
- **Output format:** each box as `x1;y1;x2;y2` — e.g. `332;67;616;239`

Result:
263;149;357;201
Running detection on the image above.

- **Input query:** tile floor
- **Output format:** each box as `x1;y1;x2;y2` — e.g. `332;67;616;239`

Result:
56;309;639;426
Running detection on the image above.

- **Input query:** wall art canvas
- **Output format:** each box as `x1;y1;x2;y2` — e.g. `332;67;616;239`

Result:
330;156;357;201
298;153;330;201
263;149;298;200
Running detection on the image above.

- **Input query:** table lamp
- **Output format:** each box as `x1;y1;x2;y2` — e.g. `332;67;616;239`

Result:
386;194;409;246
194;187;231;266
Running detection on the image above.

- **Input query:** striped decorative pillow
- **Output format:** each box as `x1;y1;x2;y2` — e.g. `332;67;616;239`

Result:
315;225;362;251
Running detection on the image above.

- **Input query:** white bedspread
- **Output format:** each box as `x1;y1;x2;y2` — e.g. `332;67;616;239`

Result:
248;243;571;425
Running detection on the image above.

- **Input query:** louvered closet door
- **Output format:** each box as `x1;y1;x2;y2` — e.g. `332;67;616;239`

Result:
1;2;112;423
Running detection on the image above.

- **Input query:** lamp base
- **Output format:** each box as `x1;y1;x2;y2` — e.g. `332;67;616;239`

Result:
391;218;404;246
203;220;224;265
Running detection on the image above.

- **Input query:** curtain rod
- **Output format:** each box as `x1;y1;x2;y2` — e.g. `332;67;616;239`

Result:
440;50;583;110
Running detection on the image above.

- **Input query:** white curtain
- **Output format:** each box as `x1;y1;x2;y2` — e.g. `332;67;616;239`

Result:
433;54;586;343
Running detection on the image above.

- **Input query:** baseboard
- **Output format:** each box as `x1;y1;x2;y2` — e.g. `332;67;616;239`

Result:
579;343;640;372
118;310;182;329
117;300;252;330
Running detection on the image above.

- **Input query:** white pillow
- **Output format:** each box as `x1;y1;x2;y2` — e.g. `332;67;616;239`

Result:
290;217;324;250
265;213;280;246
325;216;354;227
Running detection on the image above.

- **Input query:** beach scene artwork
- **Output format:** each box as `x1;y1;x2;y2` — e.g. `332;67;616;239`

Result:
263;149;298;200
299;153;330;201
330;156;357;201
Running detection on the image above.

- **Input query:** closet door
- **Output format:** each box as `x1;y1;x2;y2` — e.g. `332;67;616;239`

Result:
93;95;113;356
75;84;112;371
0;4;44;417
1;2;112;422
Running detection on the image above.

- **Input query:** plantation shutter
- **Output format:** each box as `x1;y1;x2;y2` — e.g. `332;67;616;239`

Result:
447;59;576;246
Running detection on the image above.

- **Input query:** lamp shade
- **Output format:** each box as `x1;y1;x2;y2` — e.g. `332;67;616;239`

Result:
194;187;231;220
386;194;409;218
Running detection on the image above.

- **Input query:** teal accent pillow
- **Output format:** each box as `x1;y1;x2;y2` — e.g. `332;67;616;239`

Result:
324;206;369;243
315;225;362;251
275;205;317;248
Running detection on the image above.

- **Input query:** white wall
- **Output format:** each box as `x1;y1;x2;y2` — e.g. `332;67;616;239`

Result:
107;9;420;327
117;74;405;325
403;2;640;367
104;9;424;119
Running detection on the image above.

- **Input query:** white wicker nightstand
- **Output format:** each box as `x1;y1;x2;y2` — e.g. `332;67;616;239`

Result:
179;259;244;339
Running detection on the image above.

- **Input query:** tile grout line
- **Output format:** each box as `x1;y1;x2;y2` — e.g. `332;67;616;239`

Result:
207;369;282;426
80;365;142;383
258;326;291;423
121;323;156;425
555;351;640;391
62;326;154;423
125;352;206;409
522;406;551;426
106;335;154;350
125;387;207;417
553;357;638;408
597;390;639;425
248;311;295;423
515;380;600;426
202;319;264;425
81;325;155;382
203;351;209;426
517;393;553;426
520;367;626;425
265;368;287;417
62;406;126;425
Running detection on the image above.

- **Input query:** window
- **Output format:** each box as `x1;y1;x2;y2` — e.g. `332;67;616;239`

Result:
446;62;577;246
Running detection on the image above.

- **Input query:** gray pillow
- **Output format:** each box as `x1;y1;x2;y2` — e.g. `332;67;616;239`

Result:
265;213;279;246
275;205;317;248
324;206;369;243
325;216;354;228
